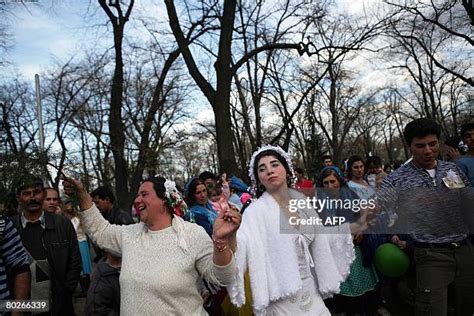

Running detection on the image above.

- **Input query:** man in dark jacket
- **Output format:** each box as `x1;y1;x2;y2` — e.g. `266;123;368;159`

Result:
90;186;133;262
13;175;81;315
90;186;133;226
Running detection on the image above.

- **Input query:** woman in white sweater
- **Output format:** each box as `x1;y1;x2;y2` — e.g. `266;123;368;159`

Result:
63;176;240;315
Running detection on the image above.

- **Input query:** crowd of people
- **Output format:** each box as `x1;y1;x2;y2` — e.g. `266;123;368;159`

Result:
0;118;473;316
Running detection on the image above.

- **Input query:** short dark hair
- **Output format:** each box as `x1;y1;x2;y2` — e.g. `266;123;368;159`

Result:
445;136;462;149
460;123;474;139
403;118;441;146
322;155;332;161
294;167;304;175
198;171;217;182
90;186;115;203
16;175;44;195
347;155;365;179
252;149;292;197
185;178;206;206
366;156;382;168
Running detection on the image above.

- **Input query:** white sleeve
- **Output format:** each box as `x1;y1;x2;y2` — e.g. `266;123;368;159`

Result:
78;204;124;256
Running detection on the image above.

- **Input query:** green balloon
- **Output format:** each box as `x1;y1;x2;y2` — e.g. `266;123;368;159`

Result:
374;243;410;277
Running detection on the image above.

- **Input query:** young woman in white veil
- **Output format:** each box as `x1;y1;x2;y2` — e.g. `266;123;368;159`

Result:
227;145;368;316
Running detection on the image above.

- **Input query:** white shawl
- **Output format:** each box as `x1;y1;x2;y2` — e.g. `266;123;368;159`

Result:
227;189;355;315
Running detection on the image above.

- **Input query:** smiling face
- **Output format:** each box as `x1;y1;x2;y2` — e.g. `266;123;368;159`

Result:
134;181;166;225
410;134;439;169
208;186;221;203
257;155;288;193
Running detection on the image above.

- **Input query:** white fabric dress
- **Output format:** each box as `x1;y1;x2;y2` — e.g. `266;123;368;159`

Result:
265;234;331;316
227;189;355;316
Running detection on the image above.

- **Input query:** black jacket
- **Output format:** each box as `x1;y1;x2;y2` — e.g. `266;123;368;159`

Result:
12;212;82;316
104;206;134;226
85;259;120;316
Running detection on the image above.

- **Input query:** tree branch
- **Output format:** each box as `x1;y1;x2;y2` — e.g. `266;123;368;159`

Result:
164;0;216;103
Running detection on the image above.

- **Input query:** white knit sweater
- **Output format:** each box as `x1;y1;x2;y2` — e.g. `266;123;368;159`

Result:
79;205;236;315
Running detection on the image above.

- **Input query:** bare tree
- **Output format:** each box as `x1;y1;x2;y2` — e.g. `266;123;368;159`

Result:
122;47;189;207
0;79;42;192
41;58;104;188
385;10;472;137
163;0;318;176
386;0;473;86
98;0;135;208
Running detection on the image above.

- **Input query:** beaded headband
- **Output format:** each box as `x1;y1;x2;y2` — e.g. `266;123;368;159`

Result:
248;144;296;195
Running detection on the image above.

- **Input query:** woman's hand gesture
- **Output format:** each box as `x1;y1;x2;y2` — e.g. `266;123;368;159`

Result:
62;176;85;196
62;176;93;210
212;207;241;240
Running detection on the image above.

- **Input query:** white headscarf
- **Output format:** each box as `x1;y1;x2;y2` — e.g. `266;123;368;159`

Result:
248;144;297;195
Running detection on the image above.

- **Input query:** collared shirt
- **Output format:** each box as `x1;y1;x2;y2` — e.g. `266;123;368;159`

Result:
21;211;46;229
377;160;471;243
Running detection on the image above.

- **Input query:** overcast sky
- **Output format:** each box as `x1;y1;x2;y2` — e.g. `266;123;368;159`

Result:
5;0;385;79
5;0;169;79
2;0;398;130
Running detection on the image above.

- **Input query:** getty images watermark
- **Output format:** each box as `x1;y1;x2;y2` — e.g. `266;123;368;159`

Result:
287;196;376;226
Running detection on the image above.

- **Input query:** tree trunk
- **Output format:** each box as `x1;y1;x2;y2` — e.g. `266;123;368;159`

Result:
109;25;129;209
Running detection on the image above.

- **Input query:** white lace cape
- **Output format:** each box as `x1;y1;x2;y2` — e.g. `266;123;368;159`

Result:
227;189;355;316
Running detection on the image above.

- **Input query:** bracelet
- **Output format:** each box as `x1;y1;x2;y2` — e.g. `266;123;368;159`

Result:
212;235;228;252
214;243;228;252
212;235;228;244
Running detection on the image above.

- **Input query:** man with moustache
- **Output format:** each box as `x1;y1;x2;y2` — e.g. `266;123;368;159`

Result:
12;175;81;315
377;118;474;315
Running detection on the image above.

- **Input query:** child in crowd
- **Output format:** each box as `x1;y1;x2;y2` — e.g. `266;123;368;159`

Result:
207;173;234;213
85;253;121;316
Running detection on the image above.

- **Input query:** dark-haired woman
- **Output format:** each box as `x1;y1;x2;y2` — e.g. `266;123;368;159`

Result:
227;145;366;316
185;178;220;236
63;176;240;315
317;165;380;316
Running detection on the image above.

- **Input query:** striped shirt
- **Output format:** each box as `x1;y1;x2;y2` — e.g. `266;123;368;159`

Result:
0;216;30;300
376;160;471;243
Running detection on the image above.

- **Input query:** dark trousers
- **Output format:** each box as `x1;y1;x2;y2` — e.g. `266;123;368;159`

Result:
414;242;474;316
